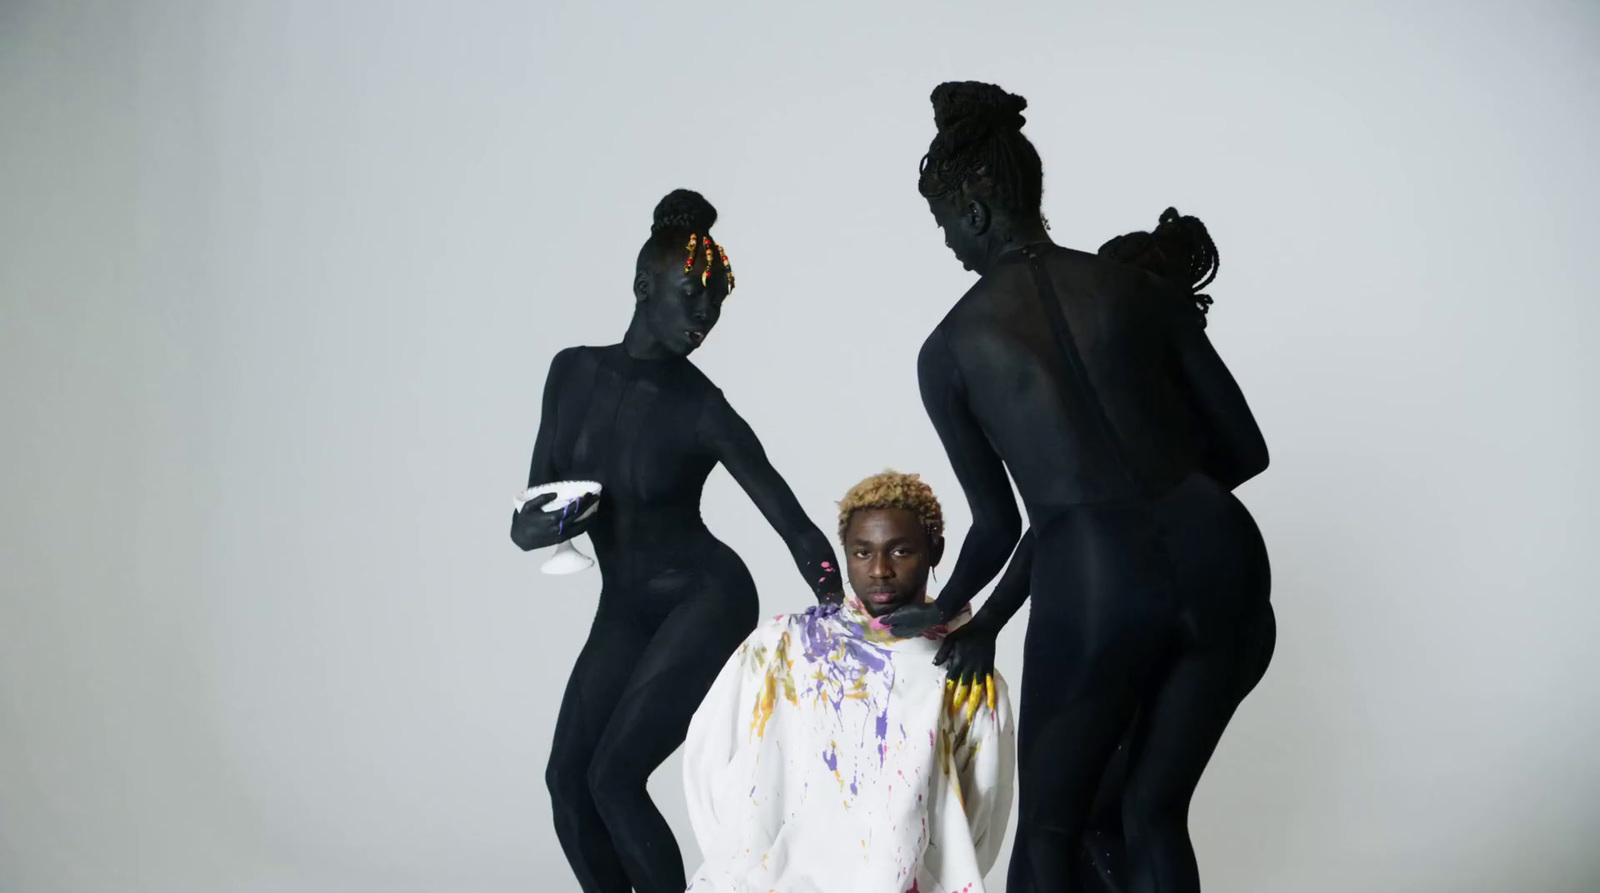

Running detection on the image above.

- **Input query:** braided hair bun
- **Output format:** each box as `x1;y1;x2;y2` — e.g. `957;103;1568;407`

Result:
1099;207;1221;325
919;81;1043;219
651;189;718;234
930;82;1028;147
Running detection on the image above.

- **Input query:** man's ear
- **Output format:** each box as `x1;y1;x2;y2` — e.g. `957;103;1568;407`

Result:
633;269;651;303
929;533;946;568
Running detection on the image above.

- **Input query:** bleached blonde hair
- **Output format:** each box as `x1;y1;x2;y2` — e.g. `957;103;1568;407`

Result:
836;470;944;543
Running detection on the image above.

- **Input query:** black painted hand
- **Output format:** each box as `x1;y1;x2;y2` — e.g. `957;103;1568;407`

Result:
935;618;999;720
817;589;845;606
934;618;997;686
510;491;599;552
882;602;946;639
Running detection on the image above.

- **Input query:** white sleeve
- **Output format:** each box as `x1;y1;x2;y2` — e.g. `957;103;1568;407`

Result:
953;671;1017;874
681;632;759;859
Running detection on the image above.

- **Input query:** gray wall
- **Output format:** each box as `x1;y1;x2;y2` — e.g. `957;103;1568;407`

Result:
3;1;1597;890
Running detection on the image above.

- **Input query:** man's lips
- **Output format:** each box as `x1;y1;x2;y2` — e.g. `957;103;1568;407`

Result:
685;330;705;346
865;589;899;602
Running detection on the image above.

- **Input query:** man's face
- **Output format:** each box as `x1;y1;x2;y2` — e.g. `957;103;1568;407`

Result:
843;507;943;617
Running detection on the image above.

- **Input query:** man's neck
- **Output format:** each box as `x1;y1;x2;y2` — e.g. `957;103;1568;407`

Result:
851;590;929;620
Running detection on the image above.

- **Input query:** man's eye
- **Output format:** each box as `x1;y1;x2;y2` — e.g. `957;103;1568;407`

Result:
853;551;870;559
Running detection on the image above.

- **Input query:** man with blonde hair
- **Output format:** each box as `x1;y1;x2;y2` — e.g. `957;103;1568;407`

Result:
683;470;1016;893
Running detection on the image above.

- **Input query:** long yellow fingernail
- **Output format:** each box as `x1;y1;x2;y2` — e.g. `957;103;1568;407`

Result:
986;674;996;712
965;679;982;722
950;683;966;716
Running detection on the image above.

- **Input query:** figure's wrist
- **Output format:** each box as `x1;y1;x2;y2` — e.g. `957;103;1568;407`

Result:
965;609;1002;637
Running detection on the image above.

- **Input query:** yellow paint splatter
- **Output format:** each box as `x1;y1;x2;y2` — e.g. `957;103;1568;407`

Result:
749;633;804;739
751;673;777;739
774;632;799;705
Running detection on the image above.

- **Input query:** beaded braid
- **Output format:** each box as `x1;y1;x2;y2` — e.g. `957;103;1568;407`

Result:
716;245;735;292
649;190;735;296
685;234;735;295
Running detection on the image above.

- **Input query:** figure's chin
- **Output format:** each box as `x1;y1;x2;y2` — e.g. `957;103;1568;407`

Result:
861;594;909;617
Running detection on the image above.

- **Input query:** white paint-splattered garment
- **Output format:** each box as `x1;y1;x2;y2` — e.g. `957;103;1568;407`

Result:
682;597;1015;893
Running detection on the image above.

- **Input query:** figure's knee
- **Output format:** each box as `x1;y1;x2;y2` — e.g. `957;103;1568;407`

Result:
1016;773;1096;839
1122;782;1189;840
546;747;592;813
585;746;647;816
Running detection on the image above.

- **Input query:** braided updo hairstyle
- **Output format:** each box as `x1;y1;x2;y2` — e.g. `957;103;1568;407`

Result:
639;188;735;293
650;188;717;234
1099;207;1220;326
918;81;1044;223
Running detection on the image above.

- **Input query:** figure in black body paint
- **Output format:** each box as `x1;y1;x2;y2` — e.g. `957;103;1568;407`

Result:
886;83;1277;893
510;189;844;893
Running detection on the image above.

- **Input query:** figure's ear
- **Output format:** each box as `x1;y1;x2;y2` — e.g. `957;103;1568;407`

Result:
633;269;652;303
928;533;946;568
963;199;991;238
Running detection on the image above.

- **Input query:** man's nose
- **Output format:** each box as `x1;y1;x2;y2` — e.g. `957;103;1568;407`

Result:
868;555;893;578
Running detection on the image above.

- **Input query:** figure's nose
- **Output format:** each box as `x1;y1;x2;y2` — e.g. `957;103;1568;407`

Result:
868;555;892;578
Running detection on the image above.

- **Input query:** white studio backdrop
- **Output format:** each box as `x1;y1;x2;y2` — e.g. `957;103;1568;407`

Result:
2;1;1597;891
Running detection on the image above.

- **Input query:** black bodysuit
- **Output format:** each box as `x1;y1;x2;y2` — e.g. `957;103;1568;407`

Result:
920;244;1275;893
518;343;841;893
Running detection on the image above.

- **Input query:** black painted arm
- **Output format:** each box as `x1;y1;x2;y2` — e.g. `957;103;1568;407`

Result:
1168;308;1269;489
509;348;592;551
919;330;1023;619
971;527;1034;633
700;391;844;603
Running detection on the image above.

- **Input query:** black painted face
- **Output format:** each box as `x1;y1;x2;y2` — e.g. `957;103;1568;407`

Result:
641;262;728;357
844;507;944;617
927;195;988;275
